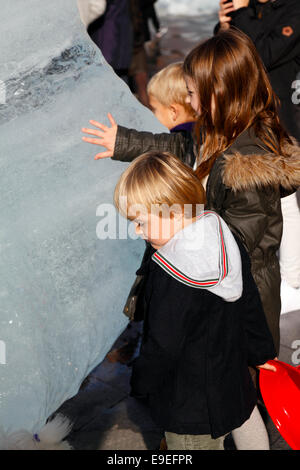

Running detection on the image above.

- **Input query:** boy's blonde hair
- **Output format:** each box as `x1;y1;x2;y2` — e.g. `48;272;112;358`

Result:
114;152;205;219
147;62;194;114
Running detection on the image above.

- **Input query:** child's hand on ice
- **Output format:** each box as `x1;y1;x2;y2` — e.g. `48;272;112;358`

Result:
256;358;278;372
82;113;117;160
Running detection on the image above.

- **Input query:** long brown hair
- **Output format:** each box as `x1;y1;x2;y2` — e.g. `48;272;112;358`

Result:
183;28;292;180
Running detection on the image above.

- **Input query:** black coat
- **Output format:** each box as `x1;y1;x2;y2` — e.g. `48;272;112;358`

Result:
215;0;300;141
130;239;277;439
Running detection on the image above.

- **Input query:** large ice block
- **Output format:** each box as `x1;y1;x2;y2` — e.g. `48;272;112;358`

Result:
0;0;166;434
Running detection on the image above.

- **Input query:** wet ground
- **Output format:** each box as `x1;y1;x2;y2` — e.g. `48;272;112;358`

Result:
56;310;299;451
55;15;300;451
145;13;217;78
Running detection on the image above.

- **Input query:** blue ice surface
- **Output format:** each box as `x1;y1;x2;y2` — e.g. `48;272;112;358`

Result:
0;0;167;434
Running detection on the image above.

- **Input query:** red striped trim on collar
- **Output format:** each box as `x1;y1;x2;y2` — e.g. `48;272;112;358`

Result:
152;211;228;288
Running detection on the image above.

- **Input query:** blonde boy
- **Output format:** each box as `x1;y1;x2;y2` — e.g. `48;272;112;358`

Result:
147;62;196;131
114;151;276;451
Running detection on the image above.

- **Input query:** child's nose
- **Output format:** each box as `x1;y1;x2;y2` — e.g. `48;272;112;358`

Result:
185;95;190;104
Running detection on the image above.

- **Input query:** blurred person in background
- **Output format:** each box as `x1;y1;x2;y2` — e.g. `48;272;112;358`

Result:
140;0;160;41
129;0;150;107
77;0;107;30
79;0;149;107
139;0;167;61
86;0;133;84
139;0;167;40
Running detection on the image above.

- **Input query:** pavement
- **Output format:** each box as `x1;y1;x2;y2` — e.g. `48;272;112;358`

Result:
56;309;300;451
145;13;217;77
55;15;300;451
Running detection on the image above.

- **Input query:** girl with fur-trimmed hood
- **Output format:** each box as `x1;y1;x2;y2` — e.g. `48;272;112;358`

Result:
82;28;300;354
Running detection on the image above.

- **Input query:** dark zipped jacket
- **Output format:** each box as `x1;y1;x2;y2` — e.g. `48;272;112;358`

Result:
112;125;300;353
214;0;300;141
130;239;276;438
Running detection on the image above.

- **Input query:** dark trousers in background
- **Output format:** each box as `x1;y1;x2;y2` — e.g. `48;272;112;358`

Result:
142;5;160;41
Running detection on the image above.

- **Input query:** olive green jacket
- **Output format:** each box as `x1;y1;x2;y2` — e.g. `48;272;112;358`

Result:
112;126;300;353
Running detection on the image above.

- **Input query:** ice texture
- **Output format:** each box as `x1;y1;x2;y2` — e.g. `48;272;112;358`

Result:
0;0;166;434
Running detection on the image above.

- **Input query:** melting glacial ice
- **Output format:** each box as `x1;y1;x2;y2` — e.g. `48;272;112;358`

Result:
0;0;166;434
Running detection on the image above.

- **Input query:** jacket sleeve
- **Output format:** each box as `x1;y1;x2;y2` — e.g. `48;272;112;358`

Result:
112;125;194;163
237;239;277;366
231;5;300;70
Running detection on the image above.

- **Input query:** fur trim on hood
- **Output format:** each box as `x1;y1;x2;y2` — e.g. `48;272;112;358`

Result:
222;142;300;193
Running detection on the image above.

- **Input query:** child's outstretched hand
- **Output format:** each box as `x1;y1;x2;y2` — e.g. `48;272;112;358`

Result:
82;113;117;160
257;358;278;372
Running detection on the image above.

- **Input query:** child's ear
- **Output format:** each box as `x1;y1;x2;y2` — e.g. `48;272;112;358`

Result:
170;104;180;122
